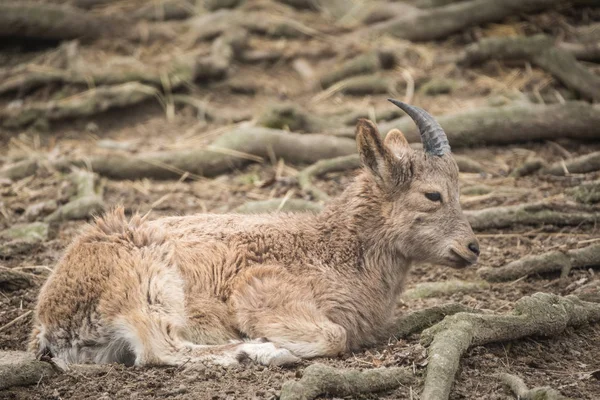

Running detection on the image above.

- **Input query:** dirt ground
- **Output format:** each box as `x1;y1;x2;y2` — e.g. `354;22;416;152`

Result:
1;1;600;399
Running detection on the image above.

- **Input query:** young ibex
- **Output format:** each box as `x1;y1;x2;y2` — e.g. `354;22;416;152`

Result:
30;100;479;367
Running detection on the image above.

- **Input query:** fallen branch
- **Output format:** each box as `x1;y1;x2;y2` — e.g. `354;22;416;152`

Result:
393;303;477;339
402;280;489;300
1;83;158;129
0;222;49;258
363;0;563;42
495;372;572;400
542;151;600;176
0;351;58;390
233;199;323;214
45;169;104;222
297;154;360;201
279;363;413;400
420;293;600;400
478;243;600;282
465;202;599;230
460;35;600;102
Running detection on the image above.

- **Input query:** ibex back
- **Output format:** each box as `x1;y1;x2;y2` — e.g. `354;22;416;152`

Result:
30;100;479;367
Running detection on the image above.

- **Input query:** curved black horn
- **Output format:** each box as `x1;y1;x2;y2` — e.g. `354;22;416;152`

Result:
387;99;450;156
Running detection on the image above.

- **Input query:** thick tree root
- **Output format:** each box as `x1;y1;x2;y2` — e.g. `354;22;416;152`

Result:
403;280;490;300
567;180;600;204
478;243;600;282
133;0;195;21
297;155;360;201
0;83;158;129
233;199;323;214
319;51;395;89
0;222;49;257
0;51;229;97
464;202;599;230
374;102;600;148
420;293;600;400
0;2;113;41
0;351;58;390
257;103;333;132
45;169;104;222
0;267;35;291
460;35;600;101
60;128;356;180
510;156;546;177
279;363;413;400
0;159;39;181
542;151;600;176
394;303;477;339
363;0;563;42
495;372;572;400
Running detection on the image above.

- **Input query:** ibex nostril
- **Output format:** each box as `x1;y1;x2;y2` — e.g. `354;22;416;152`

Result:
468;242;480;256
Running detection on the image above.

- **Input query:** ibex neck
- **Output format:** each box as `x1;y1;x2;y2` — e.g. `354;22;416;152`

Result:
317;175;409;297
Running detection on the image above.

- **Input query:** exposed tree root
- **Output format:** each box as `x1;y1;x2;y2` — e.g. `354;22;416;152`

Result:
172;95;252;123
297;154;360;201
542;151;600;176
0;351;58;390
133;0;195;21
393;303;477;339
567;180;600;204
319;51;395;89
0;159;39;181
0;267;35;291
233;199;323;214
45;169;104;222
420;293;600;400
335;75;395;96
510;156;546;177
0;83;158;129
59;128;356;180
279;363;413;400
478;244;600;282
363;0;563;42
403;280;489;300
0;51;229;97
373;102;600;148
257;103;333;132
465;201;599;230
0;222;49;258
0;2;113;41
495;372;572;400
460;35;600;101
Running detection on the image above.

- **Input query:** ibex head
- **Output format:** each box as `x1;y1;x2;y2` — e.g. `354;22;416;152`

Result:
355;99;479;268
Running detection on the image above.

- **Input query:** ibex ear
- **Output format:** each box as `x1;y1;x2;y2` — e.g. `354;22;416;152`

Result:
356;119;399;188
384;129;410;155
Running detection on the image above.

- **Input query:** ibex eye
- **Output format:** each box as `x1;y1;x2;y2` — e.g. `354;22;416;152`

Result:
425;192;442;202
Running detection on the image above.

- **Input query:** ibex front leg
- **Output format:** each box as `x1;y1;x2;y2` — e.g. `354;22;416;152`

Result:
231;265;348;359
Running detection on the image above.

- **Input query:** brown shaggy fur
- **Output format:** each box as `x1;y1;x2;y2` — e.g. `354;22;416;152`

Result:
30;120;478;367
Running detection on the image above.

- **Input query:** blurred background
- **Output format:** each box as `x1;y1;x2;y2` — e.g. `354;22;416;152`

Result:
1;0;600;399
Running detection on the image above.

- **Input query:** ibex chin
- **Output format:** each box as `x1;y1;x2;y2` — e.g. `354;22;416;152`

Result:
30;100;479;367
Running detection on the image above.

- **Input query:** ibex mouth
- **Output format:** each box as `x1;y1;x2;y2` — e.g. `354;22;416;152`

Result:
448;247;478;269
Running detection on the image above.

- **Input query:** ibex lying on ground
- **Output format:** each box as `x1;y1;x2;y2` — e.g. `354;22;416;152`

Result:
30;100;479;367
